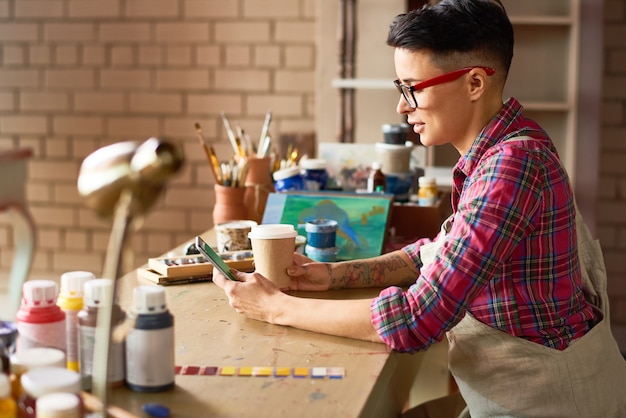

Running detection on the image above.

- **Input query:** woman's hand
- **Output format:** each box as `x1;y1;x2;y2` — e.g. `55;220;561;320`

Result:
286;253;332;292
212;269;287;324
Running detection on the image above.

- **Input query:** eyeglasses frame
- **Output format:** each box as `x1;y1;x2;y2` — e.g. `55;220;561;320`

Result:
394;66;496;109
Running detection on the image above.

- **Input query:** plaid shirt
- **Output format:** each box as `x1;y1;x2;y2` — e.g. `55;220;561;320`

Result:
371;98;597;352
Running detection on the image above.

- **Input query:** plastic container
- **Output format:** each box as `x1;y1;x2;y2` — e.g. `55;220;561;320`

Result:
304;219;338;248
78;279;126;391
57;271;95;372
385;172;415;203
304;245;339;262
0;322;17;375
417;176;438;206
300;159;328;191
36;393;81;418
367;162;386;193
125;286;175;392
0;374;16;418
375;142;413;173
382;123;410;145
18;367;82;418
9;348;66;400
273;166;304;192
15;281;66;353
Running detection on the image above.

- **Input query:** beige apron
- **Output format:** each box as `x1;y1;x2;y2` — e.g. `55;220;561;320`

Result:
420;206;626;417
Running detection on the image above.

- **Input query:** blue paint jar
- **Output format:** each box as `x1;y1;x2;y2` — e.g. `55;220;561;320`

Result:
273;166;304;192
300;159;328;191
305;219;338;248
305;245;339;262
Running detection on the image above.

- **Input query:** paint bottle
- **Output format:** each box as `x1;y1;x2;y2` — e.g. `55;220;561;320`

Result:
77;278;126;391
0;374;17;418
125;286;175;392
300;158;329;191
57;271;95;372
36;393;81;418
9;348;65;401
0;322;17;375
417;176;438;206
15;281;66;353
17;367;82;418
367;162;386;193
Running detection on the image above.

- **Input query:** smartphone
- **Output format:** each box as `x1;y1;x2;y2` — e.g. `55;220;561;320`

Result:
194;236;238;281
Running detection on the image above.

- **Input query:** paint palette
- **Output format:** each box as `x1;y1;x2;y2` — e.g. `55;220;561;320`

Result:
175;365;345;379
141;251;255;285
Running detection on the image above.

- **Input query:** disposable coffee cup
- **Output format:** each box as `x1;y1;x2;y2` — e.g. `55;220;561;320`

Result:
215;220;257;253
248;224;298;288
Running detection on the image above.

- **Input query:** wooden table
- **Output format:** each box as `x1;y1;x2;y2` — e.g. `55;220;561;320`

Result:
107;231;424;418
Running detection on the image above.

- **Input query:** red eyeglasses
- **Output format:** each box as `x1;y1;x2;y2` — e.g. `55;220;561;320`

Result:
394;66;495;109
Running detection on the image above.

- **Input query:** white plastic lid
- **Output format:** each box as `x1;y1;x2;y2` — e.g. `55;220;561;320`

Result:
272;166;301;181
21;280;58;308
375;141;414;152
299;158;326;170
83;278;113;308
216;220;257;229
248;224;297;240
21;367;81;398
59;271;95;298
37;393;81;418
0;374;10;398
371;161;382;170
132;285;168;315
418;176;437;187
10;347;66;374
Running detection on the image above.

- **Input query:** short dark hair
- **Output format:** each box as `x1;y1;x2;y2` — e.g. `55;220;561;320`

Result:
387;0;514;76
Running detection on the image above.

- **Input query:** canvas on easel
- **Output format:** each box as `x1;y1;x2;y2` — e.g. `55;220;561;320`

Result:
262;191;394;261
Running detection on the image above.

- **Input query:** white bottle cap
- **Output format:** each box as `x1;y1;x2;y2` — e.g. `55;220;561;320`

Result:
83;278;113;308
418;176;436;187
36;393;81;418
248;224;298;240
299;158;327;170
0;374;10;398
132;285;168;315
371;161;382;170
10;347;66;375
21;367;81;398
60;271;95;298
21;280;58;308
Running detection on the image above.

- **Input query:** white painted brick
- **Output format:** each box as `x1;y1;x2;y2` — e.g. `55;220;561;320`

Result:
156;69;210;90
254;46;281;67
106;117;160;137
0;92;15;111
45;69;95;88
44;23;95;42
126;0;179;17
163;117;216;138
111;46;135;66
139;46;165;66
285;45;314;68
83;45;106;65
77;208;111;230
44;136;71;158
68;0;120;18
15;0;64;18
214;22;270;43
0;115;47;134
31;206;76;227
26;182;53;204
100;69;151;89
275;22;315;43
53;250;103;273
0;24;38;41
247;95;302;116
99;23;151;42
55;45;79;65
243;0;299;18
183;0;238;18
196;45;220;66
29;45;52;65
129;93;183;114
166;45;192;66
0;69;39;88
74;92;125;113
3;45;26;65
155;23;210;43
145;231;177;256
187;93;243;115
163;187;213;209
30;160;79;182
214;69;270;91
274;69;314;92
0;1;8;17
189;210;214;232
54;116;105;136
141;208;190;232
225;45;252;67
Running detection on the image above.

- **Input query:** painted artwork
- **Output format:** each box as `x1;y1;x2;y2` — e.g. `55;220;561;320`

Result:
262;192;393;260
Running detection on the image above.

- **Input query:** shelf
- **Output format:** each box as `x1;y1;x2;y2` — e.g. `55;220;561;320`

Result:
331;78;394;89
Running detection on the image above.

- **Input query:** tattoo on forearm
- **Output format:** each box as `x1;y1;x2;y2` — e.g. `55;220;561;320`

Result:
338;253;415;287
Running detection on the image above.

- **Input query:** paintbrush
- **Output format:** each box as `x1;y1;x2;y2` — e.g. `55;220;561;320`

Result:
257;111;272;157
208;146;223;185
194;122;213;162
195;122;222;184
220;112;240;156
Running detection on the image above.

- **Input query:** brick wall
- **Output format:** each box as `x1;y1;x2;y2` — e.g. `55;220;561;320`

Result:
601;0;626;327
0;0;316;278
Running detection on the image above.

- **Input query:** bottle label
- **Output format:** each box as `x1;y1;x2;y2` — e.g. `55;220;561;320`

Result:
126;327;174;388
79;325;125;388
